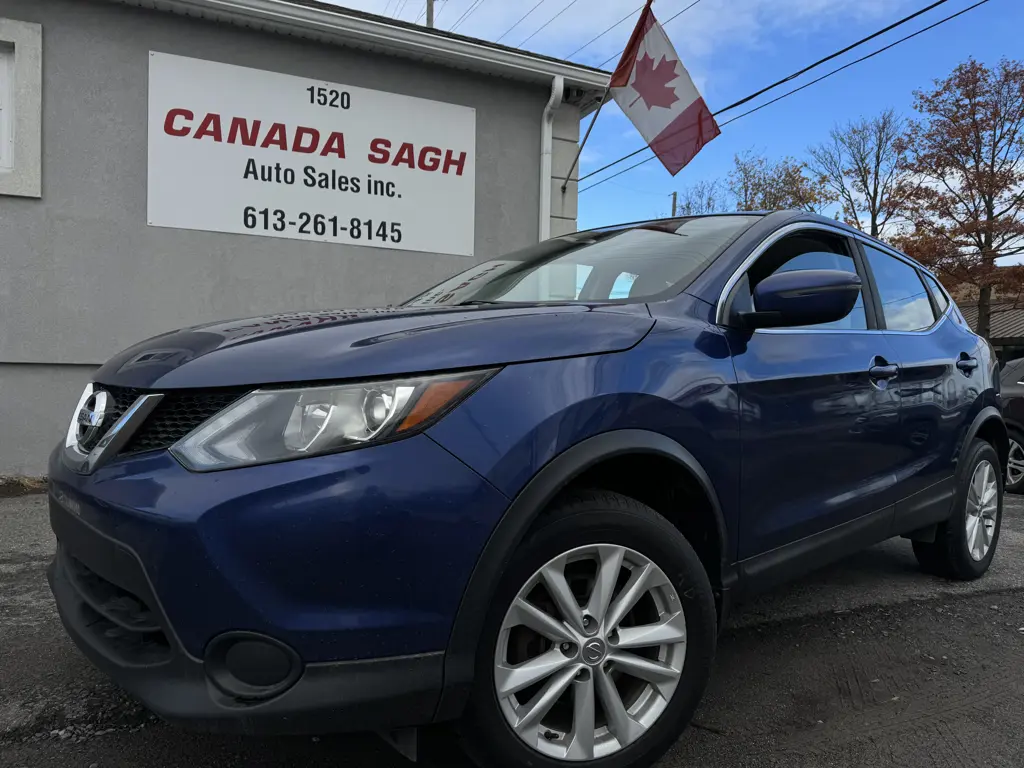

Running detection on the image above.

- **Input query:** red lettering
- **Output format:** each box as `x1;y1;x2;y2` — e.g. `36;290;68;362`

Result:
260;123;288;151
293;126;320;154
320;131;346;159
163;108;193;137
228;117;261;146
193;113;223;142
368;138;391;164
419;146;442;172
393;142;416;169
443;150;467;176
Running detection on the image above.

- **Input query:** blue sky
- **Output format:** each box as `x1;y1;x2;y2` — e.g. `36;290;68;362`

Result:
339;0;1020;229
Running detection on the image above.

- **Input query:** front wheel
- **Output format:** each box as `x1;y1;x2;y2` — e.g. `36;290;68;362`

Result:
913;439;1002;580
457;491;717;768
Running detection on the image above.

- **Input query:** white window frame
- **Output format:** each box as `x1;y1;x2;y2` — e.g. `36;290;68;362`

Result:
0;48;11;169
0;18;41;198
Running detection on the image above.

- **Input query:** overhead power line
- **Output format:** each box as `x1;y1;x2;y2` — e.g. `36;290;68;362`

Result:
495;0;548;43
598;0;707;68
581;0;979;192
450;0;486;32
393;0;411;19
520;0;584;47
418;0;451;24
565;4;644;60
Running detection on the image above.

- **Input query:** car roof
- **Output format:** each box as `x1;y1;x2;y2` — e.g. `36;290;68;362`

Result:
574;210;925;271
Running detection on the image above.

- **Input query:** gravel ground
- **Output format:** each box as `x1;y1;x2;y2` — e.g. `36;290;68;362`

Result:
2;493;1023;768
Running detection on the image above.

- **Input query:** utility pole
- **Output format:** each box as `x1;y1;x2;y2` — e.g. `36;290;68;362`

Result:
426;0;434;27
671;190;678;217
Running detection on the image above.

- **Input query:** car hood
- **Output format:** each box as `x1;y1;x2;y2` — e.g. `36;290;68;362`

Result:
93;304;655;389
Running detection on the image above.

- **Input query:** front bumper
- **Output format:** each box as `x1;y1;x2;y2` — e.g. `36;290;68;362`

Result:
46;435;509;733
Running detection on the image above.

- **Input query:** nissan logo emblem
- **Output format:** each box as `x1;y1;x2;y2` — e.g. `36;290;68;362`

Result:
76;390;110;451
582;638;606;665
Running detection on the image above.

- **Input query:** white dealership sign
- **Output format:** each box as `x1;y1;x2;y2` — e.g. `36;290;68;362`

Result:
147;53;476;255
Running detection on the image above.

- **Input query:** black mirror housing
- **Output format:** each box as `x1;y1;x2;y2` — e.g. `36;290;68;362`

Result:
739;268;862;330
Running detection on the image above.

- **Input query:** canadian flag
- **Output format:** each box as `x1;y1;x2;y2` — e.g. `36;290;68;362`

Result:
610;0;720;175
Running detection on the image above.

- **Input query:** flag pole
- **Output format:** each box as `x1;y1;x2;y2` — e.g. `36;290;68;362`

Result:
560;0;655;194
560;84;610;194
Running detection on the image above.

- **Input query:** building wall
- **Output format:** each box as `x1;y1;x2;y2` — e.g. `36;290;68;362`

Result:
0;0;580;474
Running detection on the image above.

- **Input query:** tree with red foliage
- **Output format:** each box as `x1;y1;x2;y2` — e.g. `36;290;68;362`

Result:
894;57;1024;339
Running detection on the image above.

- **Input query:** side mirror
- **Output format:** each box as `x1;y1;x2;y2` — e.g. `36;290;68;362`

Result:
739;268;861;330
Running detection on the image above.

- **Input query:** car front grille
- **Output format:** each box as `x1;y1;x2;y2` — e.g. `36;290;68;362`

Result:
92;385;250;456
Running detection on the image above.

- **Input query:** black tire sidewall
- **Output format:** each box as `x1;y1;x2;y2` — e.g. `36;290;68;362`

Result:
459;495;717;768
948;440;1003;578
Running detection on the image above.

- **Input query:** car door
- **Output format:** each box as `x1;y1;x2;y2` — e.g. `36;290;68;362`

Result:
859;244;980;532
722;225;904;563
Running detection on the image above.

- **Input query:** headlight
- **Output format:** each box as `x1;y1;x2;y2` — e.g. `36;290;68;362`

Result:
170;370;495;471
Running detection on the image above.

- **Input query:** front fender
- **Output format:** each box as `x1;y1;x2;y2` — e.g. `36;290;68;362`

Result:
432;428;728;723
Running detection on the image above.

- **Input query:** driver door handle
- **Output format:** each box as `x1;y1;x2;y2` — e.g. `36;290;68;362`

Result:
869;362;899;380
957;356;979;373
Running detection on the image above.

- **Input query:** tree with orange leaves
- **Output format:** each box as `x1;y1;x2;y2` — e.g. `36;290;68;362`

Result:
894;57;1024;339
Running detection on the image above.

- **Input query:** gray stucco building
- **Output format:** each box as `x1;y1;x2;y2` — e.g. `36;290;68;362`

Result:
0;0;607;475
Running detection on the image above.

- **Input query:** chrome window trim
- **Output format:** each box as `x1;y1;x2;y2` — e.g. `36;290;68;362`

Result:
714;220;953;334
757;310;951;336
63;385;164;475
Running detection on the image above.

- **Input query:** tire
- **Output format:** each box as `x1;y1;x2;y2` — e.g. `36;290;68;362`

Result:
912;439;1002;580
1005;431;1024;494
456;490;717;768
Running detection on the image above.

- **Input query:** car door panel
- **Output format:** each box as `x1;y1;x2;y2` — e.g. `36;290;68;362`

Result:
857;244;981;533
724;229;905;561
729;329;901;559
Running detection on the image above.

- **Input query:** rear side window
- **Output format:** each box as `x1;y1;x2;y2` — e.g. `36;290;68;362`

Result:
921;272;950;314
863;246;936;331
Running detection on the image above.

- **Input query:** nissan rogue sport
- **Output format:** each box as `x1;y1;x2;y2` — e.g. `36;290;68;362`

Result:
48;211;1006;768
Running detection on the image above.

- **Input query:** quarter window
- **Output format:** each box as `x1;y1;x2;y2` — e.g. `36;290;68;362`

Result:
863;246;936;331
921;272;950;314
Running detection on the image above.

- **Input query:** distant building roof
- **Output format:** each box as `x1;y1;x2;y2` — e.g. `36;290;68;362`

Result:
108;0;610;112
959;301;1024;340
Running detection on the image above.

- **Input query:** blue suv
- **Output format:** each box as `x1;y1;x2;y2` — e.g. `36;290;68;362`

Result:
48;211;1006;768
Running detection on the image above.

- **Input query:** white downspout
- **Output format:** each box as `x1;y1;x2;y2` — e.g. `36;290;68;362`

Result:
539;75;564;243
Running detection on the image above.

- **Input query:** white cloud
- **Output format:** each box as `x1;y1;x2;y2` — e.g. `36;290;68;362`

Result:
332;0;915;80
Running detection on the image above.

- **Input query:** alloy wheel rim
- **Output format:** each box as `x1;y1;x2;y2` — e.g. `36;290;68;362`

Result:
966;460;999;562
494;544;686;761
1007;440;1024;487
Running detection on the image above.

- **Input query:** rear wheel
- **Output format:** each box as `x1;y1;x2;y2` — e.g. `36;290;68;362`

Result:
457;490;717;768
913;439;1002;580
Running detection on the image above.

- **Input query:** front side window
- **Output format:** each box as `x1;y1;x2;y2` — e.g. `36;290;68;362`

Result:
744;231;868;330
403;215;759;307
863;246;936;331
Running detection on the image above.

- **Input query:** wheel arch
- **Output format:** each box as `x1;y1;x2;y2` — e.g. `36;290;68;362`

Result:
965;406;1008;475
433;429;729;722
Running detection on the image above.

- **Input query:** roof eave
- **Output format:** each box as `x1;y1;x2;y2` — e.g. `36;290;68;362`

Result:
109;0;610;110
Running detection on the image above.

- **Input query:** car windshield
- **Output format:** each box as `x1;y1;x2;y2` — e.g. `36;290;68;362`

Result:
402;215;760;307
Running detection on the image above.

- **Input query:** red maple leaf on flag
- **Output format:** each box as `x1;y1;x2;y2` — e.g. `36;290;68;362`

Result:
630;53;680;110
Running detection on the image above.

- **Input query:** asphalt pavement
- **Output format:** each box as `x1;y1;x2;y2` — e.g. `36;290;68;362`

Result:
2;492;1023;768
